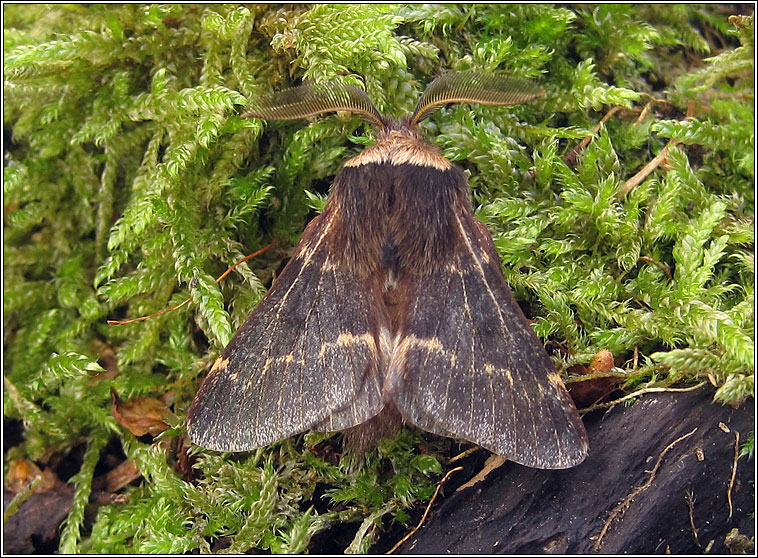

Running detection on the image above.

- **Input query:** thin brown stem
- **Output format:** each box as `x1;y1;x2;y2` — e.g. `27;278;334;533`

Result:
108;242;274;325
593;428;698;550
386;466;464;554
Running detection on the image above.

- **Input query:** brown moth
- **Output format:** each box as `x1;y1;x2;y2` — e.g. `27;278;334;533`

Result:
186;73;589;468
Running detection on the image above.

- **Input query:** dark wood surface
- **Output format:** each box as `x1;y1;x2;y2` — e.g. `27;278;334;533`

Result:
394;388;754;554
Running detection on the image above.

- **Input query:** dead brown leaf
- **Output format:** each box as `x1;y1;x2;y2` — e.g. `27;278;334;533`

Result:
568;349;623;408
111;388;172;437
5;459;57;493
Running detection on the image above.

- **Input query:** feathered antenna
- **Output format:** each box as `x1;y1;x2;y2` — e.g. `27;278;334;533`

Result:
244;82;384;127
411;72;544;125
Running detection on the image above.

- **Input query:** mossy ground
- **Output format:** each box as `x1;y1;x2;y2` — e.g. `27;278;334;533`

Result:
3;4;753;553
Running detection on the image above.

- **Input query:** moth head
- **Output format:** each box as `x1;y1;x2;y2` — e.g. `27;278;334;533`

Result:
244;72;544;130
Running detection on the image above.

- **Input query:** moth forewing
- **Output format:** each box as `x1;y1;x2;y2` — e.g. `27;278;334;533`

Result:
187;72;589;469
186;209;386;451
388;204;588;469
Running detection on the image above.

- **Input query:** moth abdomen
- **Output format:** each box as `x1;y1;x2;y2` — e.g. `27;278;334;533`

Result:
343;403;404;458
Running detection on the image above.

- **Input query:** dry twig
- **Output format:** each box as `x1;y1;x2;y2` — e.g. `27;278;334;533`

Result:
618;138;680;197
563;105;625;166
638;255;673;280
387;466;464;554
108;242;274;325
593;428;698;550
448;447;479;464
579;383;706;415
727;430;740;520
686;489;700;547
455;455;507;492
619;101;696;197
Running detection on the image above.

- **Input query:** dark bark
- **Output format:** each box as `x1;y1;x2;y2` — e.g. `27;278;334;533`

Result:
394;388;754;554
3;482;73;554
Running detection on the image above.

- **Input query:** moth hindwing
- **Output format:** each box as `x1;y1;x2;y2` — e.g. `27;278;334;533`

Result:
187;72;589;469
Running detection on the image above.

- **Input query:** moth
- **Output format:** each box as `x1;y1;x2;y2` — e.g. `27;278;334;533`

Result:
186;72;589;469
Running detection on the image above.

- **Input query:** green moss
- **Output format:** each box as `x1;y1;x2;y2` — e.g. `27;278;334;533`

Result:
3;4;753;553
